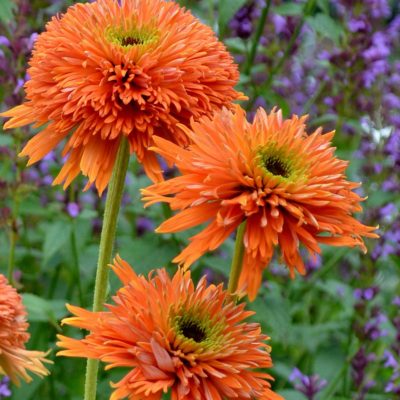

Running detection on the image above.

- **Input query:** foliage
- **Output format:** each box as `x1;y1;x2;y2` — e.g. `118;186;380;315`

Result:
1;0;400;399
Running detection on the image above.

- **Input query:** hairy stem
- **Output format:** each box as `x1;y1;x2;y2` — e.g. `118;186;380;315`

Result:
83;137;130;400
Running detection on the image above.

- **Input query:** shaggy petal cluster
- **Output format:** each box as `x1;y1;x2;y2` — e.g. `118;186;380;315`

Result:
57;256;281;400
142;106;378;300
1;0;243;194
0;274;50;384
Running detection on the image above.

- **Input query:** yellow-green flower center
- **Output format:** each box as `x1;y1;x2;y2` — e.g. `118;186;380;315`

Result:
171;307;226;351
106;26;158;49
256;144;307;182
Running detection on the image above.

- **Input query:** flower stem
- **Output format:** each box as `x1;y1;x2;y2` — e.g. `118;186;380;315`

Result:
70;222;84;307
7;226;17;284
228;221;247;293
83;137;130;400
244;0;272;75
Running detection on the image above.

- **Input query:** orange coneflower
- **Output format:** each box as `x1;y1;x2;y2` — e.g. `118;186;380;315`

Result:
141;105;378;300
57;256;282;400
1;0;243;195
0;274;50;384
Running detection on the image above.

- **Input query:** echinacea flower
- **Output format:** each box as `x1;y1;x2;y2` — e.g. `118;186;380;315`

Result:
0;274;50;384
1;0;243;195
141;105;378;300
57;256;282;400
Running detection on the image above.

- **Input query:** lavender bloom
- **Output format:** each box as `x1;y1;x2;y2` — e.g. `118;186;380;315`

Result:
0;377;11;398
66;202;80;218
348;17;370;33
393;297;400;307
364;312;387;340
379;203;397;222
289;368;327;399
229;1;259;39
136;216;154;236
353;287;379;301
383;93;400;109
272;14;287;34
0;36;10;47
384;350;398;369
351;347;376;389
366;0;391;19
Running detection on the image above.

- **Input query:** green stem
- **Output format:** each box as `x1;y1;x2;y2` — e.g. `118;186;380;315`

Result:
227;221;247;293
244;0;272;75
83;137;130;400
7;226;17;284
70;222;84;307
8;133;23;285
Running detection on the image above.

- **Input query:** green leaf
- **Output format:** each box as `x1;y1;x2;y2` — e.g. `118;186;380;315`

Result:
276;389;307;400
218;0;247;36
42;220;72;265
0;0;15;24
251;284;291;340
273;3;303;16
306;13;344;44
9;375;45;400
224;37;247;53
22;293;67;323
117;235;178;273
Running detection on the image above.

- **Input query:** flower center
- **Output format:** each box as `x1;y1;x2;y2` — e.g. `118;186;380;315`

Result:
120;36;146;46
106;26;159;49
257;145;296;181
178;317;207;343
264;155;290;178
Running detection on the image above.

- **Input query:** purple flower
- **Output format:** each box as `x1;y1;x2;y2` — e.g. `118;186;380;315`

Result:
26;32;38;50
0;36;10;47
383;93;400;109
13;78;25;95
41;175;53;186
366;0;391;19
393;297;400;307
388;16;400;43
66;202;80;218
0;377;11;398
348;18;369;33
353;287;379;301
305;254;321;274
379;203;397;221
289;368;327;399
272;14;287;34
363;32;390;61
136;216;154;236
352;348;376;389
384;350;399;369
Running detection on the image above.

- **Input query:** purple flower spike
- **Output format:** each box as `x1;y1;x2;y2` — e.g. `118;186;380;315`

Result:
0;377;11;398
289;367;327;399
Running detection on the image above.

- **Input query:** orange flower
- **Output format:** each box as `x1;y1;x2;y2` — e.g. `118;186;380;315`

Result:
1;0;243;195
0;274;50;384
142;105;378;300
57;256;282;400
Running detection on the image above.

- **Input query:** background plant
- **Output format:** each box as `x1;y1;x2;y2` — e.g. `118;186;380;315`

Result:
0;0;399;399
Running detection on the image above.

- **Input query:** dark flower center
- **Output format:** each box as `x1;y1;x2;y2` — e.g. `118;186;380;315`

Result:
178;318;207;343
264;155;290;178
120;36;145;46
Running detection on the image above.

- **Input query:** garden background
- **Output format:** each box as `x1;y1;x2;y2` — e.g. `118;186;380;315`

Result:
0;0;399;399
